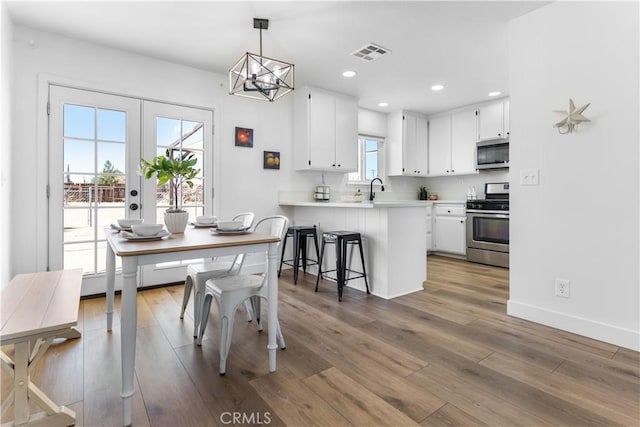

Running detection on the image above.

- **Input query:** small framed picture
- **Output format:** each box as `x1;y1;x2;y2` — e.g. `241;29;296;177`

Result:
263;151;281;169
235;127;253;147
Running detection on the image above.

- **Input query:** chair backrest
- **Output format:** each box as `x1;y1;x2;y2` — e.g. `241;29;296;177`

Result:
252;215;289;246
250;215;289;280
211;212;254;273
232;212;255;229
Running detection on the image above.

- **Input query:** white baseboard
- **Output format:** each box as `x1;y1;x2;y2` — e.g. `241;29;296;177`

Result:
507;300;640;351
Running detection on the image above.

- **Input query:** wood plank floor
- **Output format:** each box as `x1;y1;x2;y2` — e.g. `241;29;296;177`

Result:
2;255;638;426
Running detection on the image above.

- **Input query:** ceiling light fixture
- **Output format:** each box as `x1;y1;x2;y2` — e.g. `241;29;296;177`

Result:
229;18;295;102
378;102;389;107
342;70;357;78
488;91;502;97
431;84;444;91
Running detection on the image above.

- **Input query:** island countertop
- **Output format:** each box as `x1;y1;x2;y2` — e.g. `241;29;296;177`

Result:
279;200;432;208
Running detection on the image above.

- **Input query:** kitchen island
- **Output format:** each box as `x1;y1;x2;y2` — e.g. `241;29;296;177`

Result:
279;198;428;299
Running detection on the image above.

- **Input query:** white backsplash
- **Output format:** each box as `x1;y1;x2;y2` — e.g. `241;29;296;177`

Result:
281;170;510;203
423;170;510;200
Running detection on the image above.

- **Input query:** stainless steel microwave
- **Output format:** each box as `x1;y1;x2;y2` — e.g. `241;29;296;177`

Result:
476;140;509;170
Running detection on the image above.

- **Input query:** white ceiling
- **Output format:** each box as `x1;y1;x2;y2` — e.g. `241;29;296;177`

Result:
5;1;547;115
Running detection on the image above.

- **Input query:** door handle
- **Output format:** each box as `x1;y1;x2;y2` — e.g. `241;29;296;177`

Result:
129;203;139;211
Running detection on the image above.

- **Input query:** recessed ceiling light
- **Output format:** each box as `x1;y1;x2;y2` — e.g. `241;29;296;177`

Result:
488;91;502;97
342;70;357;78
431;84;444;91
378;102;389;107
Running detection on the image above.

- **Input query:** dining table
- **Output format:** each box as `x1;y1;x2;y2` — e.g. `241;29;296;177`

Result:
105;226;281;427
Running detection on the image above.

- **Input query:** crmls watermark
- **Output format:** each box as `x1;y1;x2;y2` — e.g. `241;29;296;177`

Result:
220;412;272;425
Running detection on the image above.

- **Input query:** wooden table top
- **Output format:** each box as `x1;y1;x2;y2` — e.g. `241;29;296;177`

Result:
106;227;280;257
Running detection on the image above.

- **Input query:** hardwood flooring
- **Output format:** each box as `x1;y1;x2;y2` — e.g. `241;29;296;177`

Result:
2;255;638;426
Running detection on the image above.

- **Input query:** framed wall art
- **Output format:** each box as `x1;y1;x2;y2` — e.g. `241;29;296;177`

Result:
235;127;253;147
263;151;280;169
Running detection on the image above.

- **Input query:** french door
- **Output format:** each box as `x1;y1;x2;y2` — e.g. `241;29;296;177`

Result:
48;86;213;294
141;101;213;286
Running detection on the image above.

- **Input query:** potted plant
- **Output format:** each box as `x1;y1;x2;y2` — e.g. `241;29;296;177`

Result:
140;149;200;233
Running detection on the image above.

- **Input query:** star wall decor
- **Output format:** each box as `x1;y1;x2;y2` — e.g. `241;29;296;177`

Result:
553;98;591;134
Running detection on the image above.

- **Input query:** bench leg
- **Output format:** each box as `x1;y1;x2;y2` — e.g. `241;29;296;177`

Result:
2;339;76;427
14;342;29;424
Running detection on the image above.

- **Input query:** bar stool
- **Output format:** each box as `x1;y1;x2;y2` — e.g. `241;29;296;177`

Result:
278;225;320;284
315;231;370;301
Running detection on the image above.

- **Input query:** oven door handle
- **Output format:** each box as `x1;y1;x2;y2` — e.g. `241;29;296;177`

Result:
467;211;509;218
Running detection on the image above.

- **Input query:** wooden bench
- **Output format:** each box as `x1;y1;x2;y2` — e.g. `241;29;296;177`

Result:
1;269;83;427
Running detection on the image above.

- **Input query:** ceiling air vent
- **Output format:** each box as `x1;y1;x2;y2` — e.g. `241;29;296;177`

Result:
351;43;391;62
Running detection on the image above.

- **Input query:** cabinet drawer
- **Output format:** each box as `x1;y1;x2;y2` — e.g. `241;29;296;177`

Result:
435;205;465;217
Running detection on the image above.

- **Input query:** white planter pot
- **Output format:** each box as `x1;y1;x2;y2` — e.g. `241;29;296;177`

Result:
164;210;189;234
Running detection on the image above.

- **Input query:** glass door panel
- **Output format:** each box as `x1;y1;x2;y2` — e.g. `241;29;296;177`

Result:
49;86;140;295
141;101;213;286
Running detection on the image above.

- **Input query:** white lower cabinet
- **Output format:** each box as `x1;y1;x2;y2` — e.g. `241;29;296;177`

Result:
433;204;466;255
426;206;433;252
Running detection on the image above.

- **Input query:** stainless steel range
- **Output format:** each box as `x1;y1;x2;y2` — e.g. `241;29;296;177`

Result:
466;182;509;268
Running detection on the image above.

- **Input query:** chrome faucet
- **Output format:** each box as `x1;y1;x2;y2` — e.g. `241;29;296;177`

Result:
369;177;385;201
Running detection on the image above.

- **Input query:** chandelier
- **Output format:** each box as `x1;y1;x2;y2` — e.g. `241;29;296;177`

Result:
229;18;295;102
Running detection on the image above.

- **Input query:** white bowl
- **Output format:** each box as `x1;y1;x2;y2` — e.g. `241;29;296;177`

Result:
117;218;143;228
196;215;217;225
216;220;244;231
131;223;163;236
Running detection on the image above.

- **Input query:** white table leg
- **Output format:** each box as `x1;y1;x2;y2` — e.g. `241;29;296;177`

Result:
120;256;138;427
106;242;116;331
267;242;278;372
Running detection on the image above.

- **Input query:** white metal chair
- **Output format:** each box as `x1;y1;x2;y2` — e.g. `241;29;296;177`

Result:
180;212;255;338
196;215;289;375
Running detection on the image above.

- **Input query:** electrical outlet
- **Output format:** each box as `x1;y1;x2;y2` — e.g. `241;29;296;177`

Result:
555;278;570;298
520;168;539;185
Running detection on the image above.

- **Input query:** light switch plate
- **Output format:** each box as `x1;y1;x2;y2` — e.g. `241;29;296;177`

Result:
520;168;539;185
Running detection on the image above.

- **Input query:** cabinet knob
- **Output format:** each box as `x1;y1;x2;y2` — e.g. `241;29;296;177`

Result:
337;164;341;167
498;133;502;136
460;220;464;224
130;189;138;197
332;164;336;167
129;203;139;211
451;169;455;173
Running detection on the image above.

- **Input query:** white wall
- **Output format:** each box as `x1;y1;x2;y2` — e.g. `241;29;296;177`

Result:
10;25;317;276
508;2;639;350
0;4;13;286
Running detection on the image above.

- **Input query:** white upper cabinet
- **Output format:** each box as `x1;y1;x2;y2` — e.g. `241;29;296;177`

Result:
477;99;510;141
427;115;451;175
450;109;477;174
387;111;429;176
503;99;510;136
294;86;358;171
428;108;476;176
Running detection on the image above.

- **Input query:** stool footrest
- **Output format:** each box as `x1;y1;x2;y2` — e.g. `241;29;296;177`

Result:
317;271;366;284
281;259;319;267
